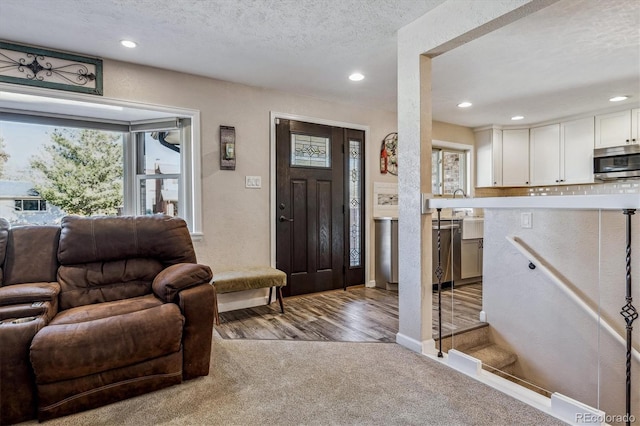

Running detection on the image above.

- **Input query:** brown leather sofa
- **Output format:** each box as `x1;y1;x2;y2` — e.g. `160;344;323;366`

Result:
0;215;214;424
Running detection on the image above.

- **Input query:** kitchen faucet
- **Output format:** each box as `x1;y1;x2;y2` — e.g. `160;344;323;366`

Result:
452;188;467;198
452;188;468;217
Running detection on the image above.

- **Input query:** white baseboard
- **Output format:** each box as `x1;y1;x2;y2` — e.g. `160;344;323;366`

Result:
421;338;437;356
217;288;271;313
366;280;376;288
424;351;588;425
395;332;424;353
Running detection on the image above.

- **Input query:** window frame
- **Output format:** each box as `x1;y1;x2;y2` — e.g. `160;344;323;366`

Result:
0;84;202;237
432;140;473;197
14;199;46;212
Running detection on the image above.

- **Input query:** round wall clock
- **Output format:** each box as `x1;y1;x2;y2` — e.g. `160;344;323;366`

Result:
380;132;398;176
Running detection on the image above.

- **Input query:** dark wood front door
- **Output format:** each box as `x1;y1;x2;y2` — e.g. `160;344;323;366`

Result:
276;119;345;296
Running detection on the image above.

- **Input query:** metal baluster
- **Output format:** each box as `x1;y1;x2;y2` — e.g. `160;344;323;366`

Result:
621;209;637;426
436;208;444;358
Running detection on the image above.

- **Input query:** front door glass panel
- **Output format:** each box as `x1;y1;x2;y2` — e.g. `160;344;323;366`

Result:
290;134;331;168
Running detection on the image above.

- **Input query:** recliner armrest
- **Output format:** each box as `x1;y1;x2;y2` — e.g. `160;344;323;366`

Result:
152;263;213;302
0;282;60;307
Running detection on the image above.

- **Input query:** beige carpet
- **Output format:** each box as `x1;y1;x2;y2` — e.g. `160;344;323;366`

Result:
24;336;564;425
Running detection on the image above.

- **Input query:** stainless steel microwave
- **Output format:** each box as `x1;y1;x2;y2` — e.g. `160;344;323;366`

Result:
594;144;640;181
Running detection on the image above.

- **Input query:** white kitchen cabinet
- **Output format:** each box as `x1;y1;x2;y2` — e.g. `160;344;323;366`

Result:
561;116;595;184
632;108;640;142
595;109;636;148
530;118;594;186
502;129;530;186
475;128;502;187
530;124;560;186
461;238;483;279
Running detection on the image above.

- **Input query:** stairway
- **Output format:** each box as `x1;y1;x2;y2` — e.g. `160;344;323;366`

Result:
435;323;551;397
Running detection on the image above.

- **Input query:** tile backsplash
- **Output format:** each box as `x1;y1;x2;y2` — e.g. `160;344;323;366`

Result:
475;180;640;198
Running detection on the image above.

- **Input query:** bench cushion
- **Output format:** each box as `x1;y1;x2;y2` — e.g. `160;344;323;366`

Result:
212;267;286;293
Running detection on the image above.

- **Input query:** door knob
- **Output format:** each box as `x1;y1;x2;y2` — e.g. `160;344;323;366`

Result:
279;215;294;222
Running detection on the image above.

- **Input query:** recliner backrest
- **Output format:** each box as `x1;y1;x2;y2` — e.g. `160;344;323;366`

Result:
57;215;196;310
3;225;60;286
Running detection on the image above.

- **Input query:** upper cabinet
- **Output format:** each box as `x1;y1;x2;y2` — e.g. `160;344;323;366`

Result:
502;129;530;186
595;109;638;148
633;108;640;143
529;117;594;186
475;108;635;189
475;128;502;187
561;116;595;184
530;124;560;186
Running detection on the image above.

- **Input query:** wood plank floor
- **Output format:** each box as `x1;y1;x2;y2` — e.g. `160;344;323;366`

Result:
432;283;483;338
214;283;483;342
215;286;398;342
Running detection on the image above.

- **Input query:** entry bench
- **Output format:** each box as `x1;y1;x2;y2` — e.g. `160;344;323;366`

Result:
211;266;286;325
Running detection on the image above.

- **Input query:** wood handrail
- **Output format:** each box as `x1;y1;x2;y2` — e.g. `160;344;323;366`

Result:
506;235;640;365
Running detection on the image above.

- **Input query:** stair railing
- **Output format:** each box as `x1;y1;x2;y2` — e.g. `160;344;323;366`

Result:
435;208;444;358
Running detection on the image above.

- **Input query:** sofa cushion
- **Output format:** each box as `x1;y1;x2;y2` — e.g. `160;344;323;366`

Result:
3;226;60;286
57;258;163;310
58;215;196;266
30;303;184;384
50;294;163;325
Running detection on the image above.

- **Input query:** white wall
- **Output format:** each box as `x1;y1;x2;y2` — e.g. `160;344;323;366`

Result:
483;209;639;421
101;59;396;308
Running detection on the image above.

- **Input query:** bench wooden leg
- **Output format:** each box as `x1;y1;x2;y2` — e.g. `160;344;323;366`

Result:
212;284;220;326
268;286;273;305
277;286;285;313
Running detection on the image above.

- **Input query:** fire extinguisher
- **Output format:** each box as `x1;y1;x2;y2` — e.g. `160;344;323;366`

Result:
380;142;388;174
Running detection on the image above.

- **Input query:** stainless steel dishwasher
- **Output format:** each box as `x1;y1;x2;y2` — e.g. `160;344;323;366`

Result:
431;220;461;287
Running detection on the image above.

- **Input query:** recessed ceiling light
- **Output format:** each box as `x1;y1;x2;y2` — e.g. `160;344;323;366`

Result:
120;40;137;48
511;115;524;121
457;101;472;108
349;72;364;82
609;95;629;102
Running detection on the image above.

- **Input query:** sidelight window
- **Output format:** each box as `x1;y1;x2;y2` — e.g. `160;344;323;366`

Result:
348;139;362;267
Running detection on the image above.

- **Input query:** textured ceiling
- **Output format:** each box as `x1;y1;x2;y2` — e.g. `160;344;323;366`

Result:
0;0;444;113
0;0;638;128
432;0;640;127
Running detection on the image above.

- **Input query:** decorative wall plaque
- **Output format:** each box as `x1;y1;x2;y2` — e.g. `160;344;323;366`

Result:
0;41;103;95
220;125;236;170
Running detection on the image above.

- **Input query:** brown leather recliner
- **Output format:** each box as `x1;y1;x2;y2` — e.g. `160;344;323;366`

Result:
0;215;214;424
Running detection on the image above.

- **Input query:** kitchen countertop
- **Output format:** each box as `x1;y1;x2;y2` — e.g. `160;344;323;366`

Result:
424;194;640;212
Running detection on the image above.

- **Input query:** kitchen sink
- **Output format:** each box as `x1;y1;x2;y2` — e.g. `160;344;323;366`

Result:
462;217;484;239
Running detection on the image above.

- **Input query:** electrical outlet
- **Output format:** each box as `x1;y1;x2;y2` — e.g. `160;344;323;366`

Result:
245;176;262;189
521;212;532;229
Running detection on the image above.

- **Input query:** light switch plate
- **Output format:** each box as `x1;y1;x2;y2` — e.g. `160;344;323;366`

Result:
245;176;262;189
521;212;532;228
